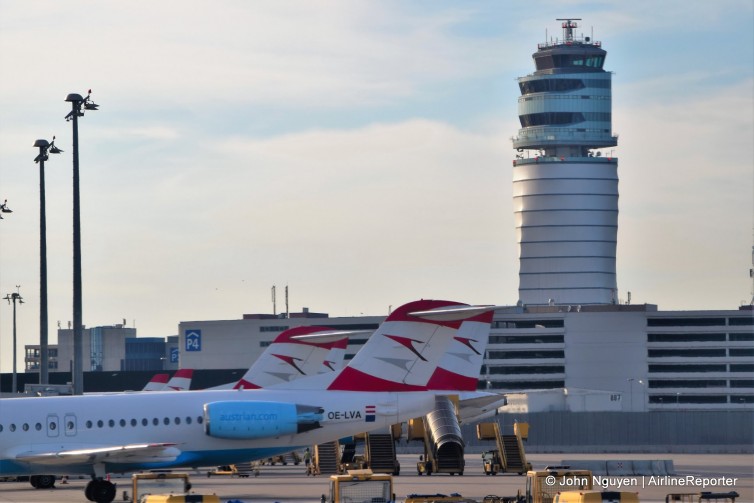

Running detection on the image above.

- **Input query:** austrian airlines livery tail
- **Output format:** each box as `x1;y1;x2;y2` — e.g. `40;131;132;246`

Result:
164;369;193;391
141;373;169;391
277;299;494;392
0;299;494;503
231;326;350;390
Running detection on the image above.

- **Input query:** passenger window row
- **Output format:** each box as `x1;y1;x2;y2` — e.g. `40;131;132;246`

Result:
0;416;203;434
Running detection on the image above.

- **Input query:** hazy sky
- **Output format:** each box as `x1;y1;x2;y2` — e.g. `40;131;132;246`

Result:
0;1;752;372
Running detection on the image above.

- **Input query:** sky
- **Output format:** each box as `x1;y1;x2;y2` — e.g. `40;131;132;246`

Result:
0;1;752;372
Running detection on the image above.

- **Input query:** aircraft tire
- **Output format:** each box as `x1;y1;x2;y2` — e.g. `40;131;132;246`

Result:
30;474;56;489
85;479;116;503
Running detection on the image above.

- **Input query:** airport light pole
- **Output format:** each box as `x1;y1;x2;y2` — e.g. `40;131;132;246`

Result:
0;199;13;382
4;287;24;393
34;138;62;385
65;90;99;395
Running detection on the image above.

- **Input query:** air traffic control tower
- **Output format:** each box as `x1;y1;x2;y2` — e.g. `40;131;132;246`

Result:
512;19;619;306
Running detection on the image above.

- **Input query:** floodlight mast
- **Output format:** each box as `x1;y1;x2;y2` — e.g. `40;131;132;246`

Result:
33;137;62;385
3;287;24;393
65;90;98;395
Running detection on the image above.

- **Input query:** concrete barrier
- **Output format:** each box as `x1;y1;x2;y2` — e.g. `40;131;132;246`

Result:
560;459;676;476
607;460;633;476
632;460;653;475
560;460;608;475
650;460;668;476
664;459;676;475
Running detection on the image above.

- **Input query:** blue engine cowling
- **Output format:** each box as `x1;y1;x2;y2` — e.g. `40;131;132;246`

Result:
204;401;323;440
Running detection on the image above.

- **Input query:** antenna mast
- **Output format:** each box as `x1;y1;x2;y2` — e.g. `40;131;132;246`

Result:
271;285;277;316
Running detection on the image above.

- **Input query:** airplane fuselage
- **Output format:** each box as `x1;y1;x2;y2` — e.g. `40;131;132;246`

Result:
0;388;438;475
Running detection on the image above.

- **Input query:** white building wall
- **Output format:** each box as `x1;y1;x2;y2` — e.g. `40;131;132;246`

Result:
177;315;383;370
564;311;648;411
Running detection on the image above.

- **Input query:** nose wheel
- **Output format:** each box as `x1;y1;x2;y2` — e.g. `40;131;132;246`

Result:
85;478;116;503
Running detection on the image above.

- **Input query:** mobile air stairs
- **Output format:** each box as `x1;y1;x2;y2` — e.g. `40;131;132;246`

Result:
338;425;401;475
312;424;402;476
409;396;465;476
476;421;531;475
311;441;341;475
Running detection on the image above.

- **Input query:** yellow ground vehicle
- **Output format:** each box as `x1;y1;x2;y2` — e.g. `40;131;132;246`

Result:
665;492;740;502
206;462;259;478
325;469;394;503
140;495;220;503
405;493;478;503
525;467;594;503
476;422;531;475
130;473;192;503
553;491;639;503
482;451;502;476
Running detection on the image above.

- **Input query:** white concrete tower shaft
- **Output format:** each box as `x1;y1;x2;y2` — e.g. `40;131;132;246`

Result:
512;19;619;305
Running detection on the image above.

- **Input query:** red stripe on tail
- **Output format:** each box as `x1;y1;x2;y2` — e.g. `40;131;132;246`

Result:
328;367;427;391
425;367;479;391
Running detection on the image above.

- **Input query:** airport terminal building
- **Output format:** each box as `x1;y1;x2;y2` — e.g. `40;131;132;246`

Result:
176;303;753;413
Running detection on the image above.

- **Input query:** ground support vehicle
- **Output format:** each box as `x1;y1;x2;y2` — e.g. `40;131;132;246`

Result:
206;462;259;478
484;466;594;503
482;451;502;476
405;493;478;503
325;469;394;503
409;397;465;476
130;472;192;503
476;422;531;475
665;492;740;502
140;495;220;503
553;491;639;502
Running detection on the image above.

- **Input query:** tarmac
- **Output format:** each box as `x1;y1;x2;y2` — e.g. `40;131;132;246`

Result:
0;453;751;503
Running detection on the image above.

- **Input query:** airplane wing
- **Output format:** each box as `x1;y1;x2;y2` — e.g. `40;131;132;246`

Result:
15;443;181;466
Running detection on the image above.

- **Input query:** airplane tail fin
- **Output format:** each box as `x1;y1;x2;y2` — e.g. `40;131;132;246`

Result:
234;326;350;390
142;373;170;391
326;299;494;392
426;315;492;391
165;369;193;391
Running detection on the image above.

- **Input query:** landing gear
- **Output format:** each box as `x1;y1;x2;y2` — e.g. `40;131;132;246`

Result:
29;474;56;489
84;478;116;503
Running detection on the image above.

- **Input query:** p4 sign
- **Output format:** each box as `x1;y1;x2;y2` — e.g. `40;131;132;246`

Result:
185;330;202;352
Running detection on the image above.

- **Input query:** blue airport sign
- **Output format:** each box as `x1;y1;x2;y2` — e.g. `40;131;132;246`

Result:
185;330;202;352
170;347;180;363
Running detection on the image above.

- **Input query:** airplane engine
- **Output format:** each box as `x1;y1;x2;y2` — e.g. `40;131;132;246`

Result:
203;401;323;440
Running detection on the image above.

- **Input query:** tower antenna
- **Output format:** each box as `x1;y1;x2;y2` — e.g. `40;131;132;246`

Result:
556;18;582;42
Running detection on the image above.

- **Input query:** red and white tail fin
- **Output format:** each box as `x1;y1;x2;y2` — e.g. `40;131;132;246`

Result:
322;337;348;372
326;299;494;392
142;373;169;391
426;316;492;391
165;369;193;391
233;326;350;390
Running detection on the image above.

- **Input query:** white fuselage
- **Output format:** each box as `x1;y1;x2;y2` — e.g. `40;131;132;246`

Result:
0;388;439;475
